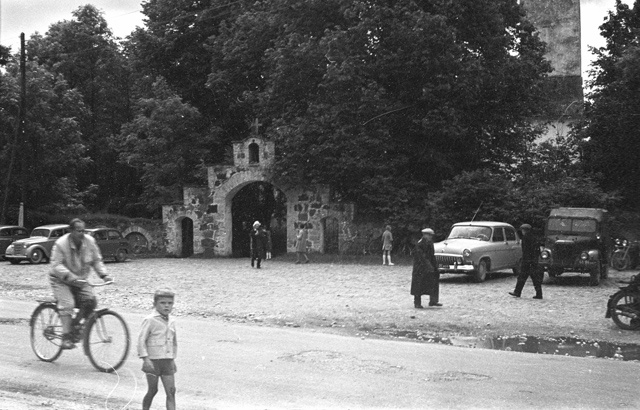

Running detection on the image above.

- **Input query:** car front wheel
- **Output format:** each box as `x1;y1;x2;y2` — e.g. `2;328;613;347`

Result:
473;260;488;283
115;249;127;263
29;249;44;264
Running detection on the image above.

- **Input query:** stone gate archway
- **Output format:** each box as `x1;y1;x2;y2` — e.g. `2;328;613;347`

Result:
163;136;354;257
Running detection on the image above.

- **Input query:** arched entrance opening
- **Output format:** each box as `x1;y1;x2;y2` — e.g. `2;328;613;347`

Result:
322;217;340;254
181;218;194;257
231;182;287;257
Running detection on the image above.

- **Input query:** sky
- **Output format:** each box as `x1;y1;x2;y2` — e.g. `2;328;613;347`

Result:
0;0;636;79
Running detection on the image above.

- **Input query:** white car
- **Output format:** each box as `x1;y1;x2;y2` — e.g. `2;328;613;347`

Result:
434;221;523;282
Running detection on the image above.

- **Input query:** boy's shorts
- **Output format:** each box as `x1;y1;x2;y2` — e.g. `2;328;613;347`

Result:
149;359;176;376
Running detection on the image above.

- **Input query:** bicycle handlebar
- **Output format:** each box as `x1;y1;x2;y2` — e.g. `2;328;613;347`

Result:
74;279;114;287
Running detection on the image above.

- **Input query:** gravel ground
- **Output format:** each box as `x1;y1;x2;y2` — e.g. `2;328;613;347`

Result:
1;254;639;346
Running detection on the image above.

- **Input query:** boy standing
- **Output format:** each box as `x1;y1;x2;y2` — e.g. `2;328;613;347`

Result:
382;225;394;266
138;289;178;410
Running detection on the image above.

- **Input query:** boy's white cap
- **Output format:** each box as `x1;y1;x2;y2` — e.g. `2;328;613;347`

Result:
253;221;261;227
421;228;435;235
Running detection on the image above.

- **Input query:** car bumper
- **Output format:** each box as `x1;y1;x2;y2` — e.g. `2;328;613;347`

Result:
539;259;598;270
438;264;475;273
4;255;28;261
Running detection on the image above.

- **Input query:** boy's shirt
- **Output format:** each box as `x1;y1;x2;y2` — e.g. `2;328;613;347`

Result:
137;311;177;359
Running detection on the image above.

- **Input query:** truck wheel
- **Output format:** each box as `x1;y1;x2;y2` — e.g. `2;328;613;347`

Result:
473;260;488;283
548;267;562;278
512;259;521;276
600;262;609;279
589;265;600;286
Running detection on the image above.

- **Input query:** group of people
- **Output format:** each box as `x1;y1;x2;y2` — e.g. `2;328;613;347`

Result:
46;217;542;409
409;223;542;309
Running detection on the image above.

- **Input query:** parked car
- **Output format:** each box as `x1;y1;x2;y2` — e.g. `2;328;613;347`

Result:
434;221;523;282
4;224;70;264
86;228;132;262
539;207;610;286
0;225;29;260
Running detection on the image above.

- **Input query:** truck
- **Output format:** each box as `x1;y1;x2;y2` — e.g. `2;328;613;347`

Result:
538;207;610;286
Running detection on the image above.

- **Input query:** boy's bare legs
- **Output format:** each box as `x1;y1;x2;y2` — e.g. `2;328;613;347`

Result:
142;374;159;410
161;374;176;410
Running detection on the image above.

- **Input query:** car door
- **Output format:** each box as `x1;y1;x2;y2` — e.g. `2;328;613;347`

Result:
14;227;29;241
490;227;508;270
0;228;11;256
93;230;111;257
107;230;123;256
504;227;522;268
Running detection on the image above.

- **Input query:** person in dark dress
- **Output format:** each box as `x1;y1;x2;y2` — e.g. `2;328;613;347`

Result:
411;228;441;308
509;223;543;299
250;221;268;269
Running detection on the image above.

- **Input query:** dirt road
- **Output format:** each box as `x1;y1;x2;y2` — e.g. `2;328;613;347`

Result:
1;255;638;344
1;297;640;409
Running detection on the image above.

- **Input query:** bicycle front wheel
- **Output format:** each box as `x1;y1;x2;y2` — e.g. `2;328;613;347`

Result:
30;303;64;362
610;291;640;330
612;251;630;271
84;310;130;372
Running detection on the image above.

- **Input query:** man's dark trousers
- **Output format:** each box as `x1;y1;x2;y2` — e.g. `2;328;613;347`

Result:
513;261;542;297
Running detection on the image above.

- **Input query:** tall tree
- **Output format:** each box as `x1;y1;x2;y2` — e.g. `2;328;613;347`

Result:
112;78;216;216
204;0;550;219
572;0;640;209
0;61;92;222
126;0;245;160
27;5;133;213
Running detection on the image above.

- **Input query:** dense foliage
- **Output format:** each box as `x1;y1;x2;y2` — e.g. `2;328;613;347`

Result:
572;0;640;210
0;0;625;230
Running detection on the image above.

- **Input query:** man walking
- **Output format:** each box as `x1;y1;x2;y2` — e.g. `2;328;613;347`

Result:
411;228;441;308
509;224;543;299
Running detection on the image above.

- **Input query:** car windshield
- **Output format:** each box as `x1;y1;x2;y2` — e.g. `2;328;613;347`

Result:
547;218;597;234
30;229;50;237
447;226;492;241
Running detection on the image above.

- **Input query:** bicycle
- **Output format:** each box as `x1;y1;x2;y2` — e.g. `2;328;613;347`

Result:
29;280;130;373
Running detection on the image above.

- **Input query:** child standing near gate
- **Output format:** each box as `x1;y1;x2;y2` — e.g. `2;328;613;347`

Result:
138;289;178;410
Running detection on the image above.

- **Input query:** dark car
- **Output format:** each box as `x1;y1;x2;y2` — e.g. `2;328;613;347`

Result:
539;207;610;286
4;224;70;264
86;228;132;262
0;225;29;260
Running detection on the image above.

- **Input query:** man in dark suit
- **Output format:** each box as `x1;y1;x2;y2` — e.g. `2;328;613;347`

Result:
411;228;442;308
250;221;267;269
509;224;543;299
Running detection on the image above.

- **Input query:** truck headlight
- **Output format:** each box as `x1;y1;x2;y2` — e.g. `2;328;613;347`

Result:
463;249;471;258
580;251;589;260
540;250;550;259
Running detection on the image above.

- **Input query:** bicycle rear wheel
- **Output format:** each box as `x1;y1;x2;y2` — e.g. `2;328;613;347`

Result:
84;310;130;372
30;303;63;362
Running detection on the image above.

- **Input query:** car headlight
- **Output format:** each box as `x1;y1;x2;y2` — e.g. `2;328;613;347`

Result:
463;249;471;258
540;250;550;259
580;251;589;261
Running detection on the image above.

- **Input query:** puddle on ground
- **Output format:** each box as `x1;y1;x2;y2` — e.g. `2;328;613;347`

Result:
373;330;640;361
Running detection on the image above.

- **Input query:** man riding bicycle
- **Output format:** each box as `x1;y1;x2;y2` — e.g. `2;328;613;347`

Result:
49;218;112;349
